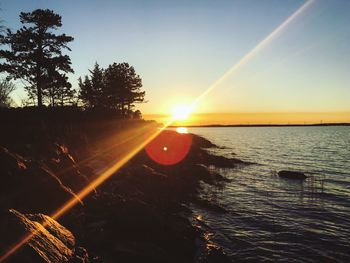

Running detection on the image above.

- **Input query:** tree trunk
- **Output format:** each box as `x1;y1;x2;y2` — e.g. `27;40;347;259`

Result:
37;36;44;108
127;103;131;118
121;100;125;117
37;78;43;108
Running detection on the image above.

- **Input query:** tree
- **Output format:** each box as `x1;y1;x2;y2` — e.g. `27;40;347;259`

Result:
46;64;75;106
78;62;145;117
0;79;15;107
133;110;142;119
79;63;104;109
0;9;74;107
103;62;144;116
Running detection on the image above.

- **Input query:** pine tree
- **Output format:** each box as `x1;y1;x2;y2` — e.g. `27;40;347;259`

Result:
103;62;144;116
79;63;104;109
0;9;74;107
78;62;145;116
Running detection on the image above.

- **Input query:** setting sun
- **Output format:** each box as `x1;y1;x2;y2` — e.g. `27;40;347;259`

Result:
171;104;192;121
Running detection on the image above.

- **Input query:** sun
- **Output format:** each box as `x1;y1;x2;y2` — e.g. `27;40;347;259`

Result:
171;104;192;121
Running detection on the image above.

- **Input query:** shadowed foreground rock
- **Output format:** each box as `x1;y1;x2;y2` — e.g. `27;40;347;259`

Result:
0;116;243;262
0;146;82;215
0;209;89;262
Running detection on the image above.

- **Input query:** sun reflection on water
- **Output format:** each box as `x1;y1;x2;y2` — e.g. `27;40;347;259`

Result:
176;127;188;134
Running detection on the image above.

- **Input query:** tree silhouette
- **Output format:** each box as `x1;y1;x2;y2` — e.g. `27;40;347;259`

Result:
46;65;76;106
79;63;104;109
79;62;145;117
104;62;144;116
0;79;15;107
0;9;74;108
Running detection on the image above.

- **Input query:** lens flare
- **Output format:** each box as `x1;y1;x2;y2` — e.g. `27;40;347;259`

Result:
145;130;192;165
191;0;314;109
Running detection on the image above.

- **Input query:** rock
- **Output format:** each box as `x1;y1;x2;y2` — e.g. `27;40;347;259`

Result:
0;209;90;263
0;146;27;176
191;134;217;148
0;118;249;262
47;143;90;193
205;244;232;263
112;242;170;263
190;164;225;184
278;170;307;180
0;146;82;214
26;213;76;250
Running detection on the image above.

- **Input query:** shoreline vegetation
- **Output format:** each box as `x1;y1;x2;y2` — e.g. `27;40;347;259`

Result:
0;110;246;262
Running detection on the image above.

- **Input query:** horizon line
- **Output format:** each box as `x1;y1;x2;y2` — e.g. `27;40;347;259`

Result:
144;111;350;117
168;122;350;128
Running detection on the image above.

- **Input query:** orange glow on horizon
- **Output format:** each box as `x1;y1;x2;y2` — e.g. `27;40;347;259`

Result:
144;112;350;126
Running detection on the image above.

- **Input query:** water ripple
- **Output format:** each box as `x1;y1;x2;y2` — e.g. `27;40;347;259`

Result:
189;126;350;262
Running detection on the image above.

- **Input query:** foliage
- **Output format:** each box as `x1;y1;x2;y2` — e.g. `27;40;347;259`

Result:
78;63;104;108
0;79;15;107
79;62;145;117
0;9;74;107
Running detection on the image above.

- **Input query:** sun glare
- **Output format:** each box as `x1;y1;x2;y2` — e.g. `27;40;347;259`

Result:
171;104;192;121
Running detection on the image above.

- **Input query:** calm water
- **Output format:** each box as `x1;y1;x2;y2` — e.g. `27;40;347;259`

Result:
188;126;350;262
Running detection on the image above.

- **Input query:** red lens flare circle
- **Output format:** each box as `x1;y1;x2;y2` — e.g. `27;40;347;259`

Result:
145;130;192;165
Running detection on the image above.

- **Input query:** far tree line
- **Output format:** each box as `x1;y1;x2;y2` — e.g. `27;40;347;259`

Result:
0;9;145;118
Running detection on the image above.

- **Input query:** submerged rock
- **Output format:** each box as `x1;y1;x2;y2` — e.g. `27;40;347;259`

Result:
278;170;307;180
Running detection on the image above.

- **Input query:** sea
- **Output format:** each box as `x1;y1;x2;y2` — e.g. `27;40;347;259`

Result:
186;126;350;262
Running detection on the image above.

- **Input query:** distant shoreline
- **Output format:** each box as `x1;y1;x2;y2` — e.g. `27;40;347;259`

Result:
169;123;350;128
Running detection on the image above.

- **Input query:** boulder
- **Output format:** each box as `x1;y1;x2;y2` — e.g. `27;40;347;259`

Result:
0;209;90;263
278;170;307;180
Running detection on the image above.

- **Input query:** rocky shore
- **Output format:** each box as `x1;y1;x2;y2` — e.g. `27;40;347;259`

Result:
0;115;247;262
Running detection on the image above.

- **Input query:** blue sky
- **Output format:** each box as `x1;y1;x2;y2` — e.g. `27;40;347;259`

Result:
1;0;350;115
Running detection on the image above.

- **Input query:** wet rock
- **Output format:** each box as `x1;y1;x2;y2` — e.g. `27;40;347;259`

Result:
200;151;241;168
278;170;307;180
191;164;225;184
204;244;232;263
191;135;217;148
0;209;90;263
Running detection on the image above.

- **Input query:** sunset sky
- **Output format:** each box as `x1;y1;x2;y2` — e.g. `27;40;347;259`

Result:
1;0;350;124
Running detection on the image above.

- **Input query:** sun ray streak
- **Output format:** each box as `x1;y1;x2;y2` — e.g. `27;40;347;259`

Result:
0;119;174;262
191;0;314;109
